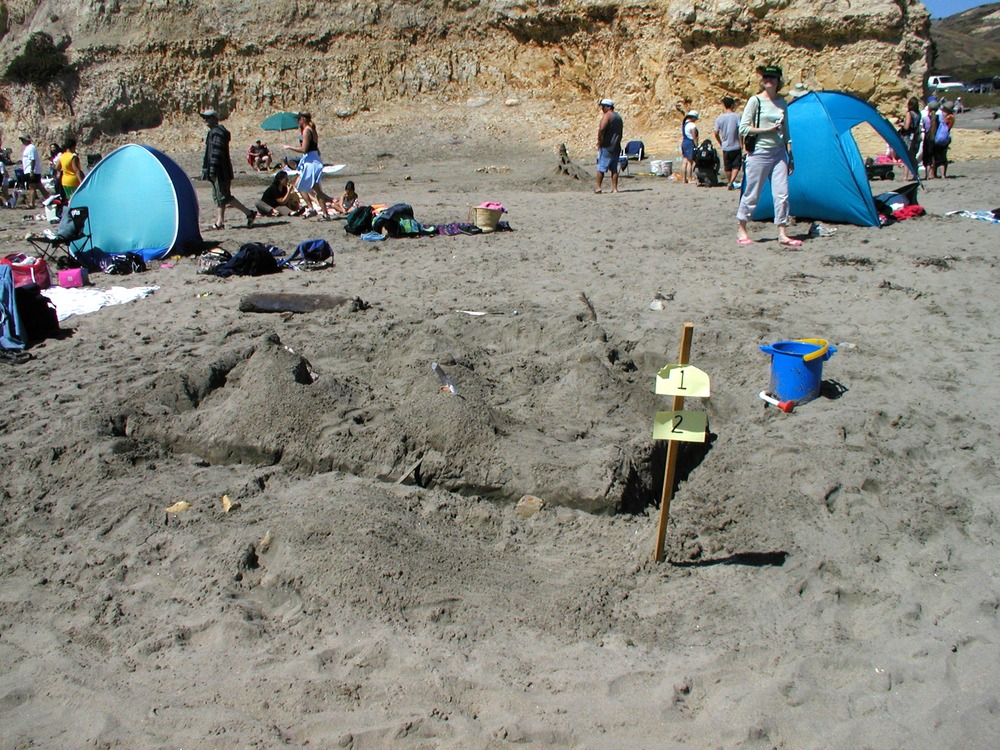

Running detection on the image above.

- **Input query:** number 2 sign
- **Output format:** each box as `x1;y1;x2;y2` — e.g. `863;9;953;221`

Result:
652;410;707;442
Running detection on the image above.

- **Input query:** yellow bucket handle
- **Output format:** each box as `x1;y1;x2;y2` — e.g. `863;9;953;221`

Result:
797;338;829;362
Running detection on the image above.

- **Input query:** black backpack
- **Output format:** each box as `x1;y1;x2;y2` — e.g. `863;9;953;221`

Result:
694;140;717;167
344;205;374;236
102;252;147;275
14;285;60;344
214;243;281;277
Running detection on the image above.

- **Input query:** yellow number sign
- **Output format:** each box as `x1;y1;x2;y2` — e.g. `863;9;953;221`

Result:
655;365;711;398
652;410;707;442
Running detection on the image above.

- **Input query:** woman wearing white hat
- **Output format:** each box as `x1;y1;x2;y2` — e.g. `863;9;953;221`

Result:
680;111;699;184
736;64;798;247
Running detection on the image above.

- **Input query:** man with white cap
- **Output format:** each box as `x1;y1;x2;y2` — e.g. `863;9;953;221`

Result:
595;98;623;194
18;135;49;209
200;109;256;230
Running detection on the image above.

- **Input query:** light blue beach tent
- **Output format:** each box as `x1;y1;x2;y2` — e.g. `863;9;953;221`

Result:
70;144;202;261
753;91;919;227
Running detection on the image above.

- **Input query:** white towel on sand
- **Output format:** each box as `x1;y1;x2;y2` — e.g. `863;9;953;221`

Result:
41;285;159;321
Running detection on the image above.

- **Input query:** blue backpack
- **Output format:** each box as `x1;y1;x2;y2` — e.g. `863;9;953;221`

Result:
934;114;951;145
290;238;332;262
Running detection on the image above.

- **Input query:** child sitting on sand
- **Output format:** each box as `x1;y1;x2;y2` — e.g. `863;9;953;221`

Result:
327;181;359;215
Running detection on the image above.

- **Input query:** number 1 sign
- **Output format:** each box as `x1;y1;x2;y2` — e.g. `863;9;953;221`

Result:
652;323;709;562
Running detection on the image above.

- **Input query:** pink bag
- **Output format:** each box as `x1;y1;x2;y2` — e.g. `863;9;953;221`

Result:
57;268;87;288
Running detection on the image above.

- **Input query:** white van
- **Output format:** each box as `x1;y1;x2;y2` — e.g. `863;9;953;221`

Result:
927;74;965;91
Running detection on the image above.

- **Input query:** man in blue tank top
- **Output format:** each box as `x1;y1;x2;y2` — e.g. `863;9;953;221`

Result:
595;98;623;194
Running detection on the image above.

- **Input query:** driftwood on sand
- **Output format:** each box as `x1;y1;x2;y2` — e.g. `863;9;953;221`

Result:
239;293;366;313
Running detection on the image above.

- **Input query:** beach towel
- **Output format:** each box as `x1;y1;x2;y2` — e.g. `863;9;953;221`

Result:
41;285;159;322
945;210;1000;225
0;264;26;350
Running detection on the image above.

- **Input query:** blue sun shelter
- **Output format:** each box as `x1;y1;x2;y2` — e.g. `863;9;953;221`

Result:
753;91;919;227
69;144;202;261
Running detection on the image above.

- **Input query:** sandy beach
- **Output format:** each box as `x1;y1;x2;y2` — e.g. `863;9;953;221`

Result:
2;114;999;748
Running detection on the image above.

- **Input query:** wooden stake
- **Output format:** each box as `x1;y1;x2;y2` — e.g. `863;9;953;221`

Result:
654;322;694;562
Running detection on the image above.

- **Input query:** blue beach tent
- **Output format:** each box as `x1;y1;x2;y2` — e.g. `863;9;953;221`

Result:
753;91;919;227
70;144;202;261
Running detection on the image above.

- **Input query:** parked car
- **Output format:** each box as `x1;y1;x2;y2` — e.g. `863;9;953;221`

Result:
966;77;996;93
927;74;965;92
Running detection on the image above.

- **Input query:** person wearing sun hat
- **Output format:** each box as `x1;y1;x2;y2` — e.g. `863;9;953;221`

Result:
736;64;799;248
680;110;700;184
595;98;623;194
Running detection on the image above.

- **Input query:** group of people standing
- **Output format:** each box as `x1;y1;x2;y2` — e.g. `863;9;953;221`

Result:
0;135;86;209
899;95;955;180
595;63;797;248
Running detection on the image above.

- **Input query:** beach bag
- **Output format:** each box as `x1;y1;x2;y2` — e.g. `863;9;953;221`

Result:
934;115;951;145
294;238;333;262
14;284;59;344
197;248;232;275
1;254;51;289
743;96;760;154
102;252;147;275
372;203;414;236
344;205;374;235
214;243;281;277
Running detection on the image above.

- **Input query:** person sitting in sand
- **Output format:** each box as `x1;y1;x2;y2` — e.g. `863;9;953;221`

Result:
255;170;303;217
327;181;359;215
248;141;273;171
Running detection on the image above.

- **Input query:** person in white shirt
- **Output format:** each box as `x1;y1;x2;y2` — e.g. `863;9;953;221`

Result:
18;134;50;209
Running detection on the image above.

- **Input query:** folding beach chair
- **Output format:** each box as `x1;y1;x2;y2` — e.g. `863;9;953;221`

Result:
624;140;645;160
25;205;92;263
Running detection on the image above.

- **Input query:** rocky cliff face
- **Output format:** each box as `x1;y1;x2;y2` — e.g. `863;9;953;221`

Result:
0;0;930;153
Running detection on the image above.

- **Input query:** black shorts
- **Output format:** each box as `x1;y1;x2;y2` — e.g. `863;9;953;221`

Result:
723;149;743;171
25;173;42;185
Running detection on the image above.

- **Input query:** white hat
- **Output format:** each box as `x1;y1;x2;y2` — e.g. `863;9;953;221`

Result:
599;98;614;108
199;109;218;119
686;110;699;119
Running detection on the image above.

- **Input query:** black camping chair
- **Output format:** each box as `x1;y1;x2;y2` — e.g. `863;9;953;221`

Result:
26;205;92;263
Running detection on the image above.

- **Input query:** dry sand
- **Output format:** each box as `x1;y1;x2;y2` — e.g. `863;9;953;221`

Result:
2;115;999;749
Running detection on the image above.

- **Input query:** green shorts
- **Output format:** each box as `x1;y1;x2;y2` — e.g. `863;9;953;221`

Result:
211;177;233;206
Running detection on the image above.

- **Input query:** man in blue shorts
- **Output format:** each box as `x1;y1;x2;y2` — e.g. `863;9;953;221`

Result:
713;97;743;190
595;98;623;194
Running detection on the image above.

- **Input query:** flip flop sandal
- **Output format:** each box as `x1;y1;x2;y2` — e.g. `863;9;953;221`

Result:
208;222;225;231
779;238;803;248
737;237;754;246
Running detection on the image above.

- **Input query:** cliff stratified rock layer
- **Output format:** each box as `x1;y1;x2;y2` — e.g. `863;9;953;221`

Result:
0;0;930;151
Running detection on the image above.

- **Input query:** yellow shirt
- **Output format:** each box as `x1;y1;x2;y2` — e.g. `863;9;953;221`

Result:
58;150;82;188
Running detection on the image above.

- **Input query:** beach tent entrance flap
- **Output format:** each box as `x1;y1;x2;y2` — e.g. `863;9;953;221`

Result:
753;91;919;227
70;144;202;261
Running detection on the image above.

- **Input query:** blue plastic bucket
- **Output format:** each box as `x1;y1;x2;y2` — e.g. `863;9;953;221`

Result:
759;339;837;404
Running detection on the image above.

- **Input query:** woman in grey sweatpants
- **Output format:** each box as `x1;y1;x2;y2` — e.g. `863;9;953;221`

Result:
736;64;799;248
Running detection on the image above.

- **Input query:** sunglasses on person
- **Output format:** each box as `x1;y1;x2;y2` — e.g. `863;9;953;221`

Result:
762;74;779;81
